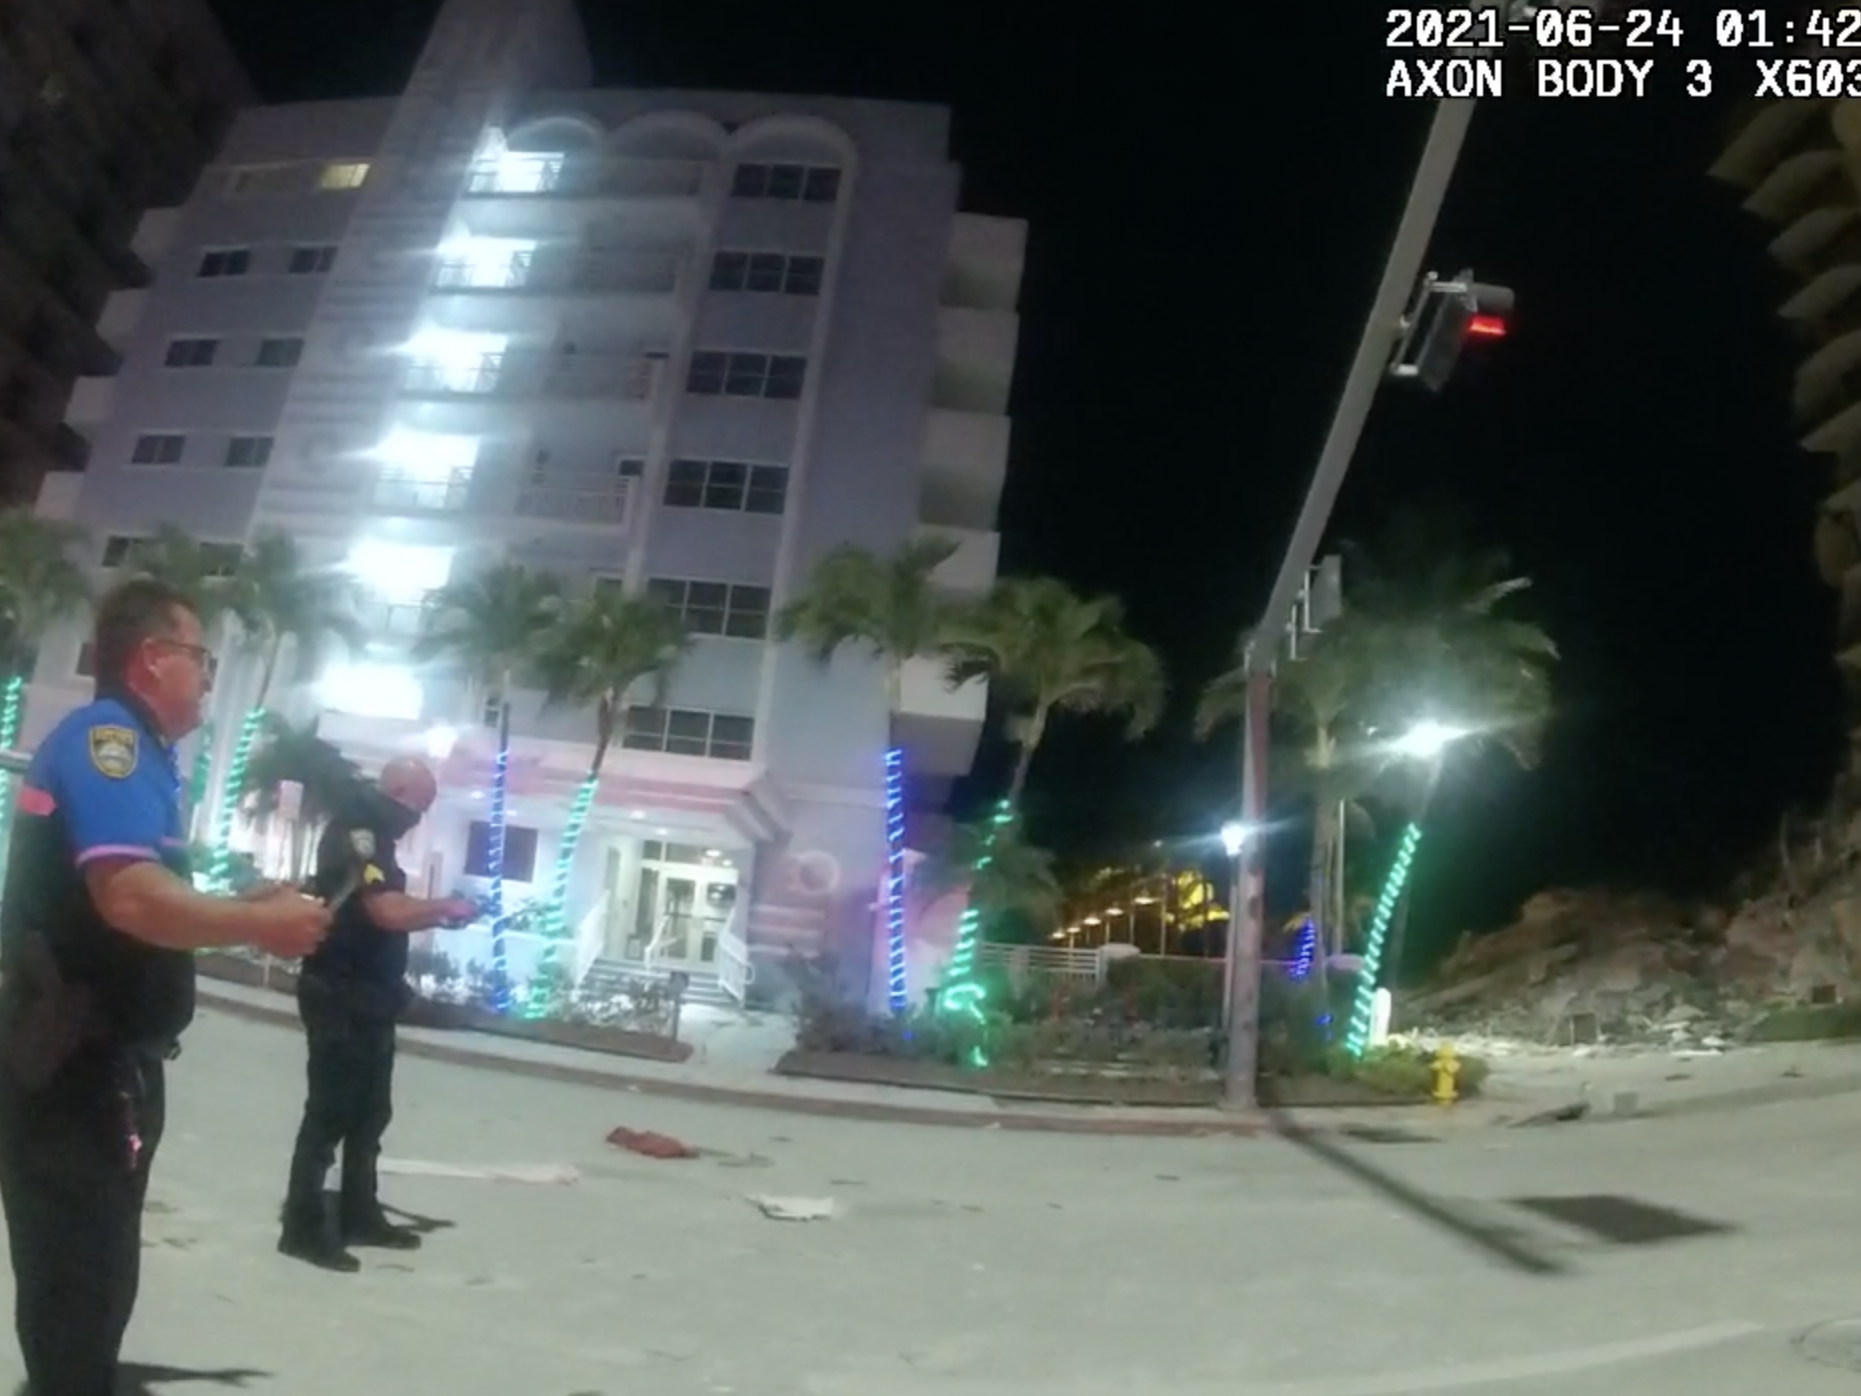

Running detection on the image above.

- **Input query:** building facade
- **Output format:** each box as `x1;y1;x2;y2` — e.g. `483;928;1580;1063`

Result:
0;0;248;501
23;0;1023;1006
1714;99;1861;772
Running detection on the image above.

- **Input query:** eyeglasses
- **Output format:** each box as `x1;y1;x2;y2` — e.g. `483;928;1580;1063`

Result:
152;639;218;679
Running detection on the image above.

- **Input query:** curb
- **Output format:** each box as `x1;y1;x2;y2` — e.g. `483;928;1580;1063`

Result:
196;987;1271;1138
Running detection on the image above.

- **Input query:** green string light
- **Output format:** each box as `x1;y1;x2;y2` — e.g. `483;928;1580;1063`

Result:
1343;821;1424;1057
206;707;265;890
0;676;22;882
523;773;598;1019
936;798;1013;1065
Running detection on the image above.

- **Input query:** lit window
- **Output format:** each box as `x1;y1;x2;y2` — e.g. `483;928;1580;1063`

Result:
465;153;564;195
319;162;370;191
346;540;454;604
401;329;508;395
129;433;186;466
318;661;424;721
373;429;479;510
432;238;536;290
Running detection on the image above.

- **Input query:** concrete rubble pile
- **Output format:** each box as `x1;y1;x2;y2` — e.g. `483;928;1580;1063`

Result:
1404;881;1861;1049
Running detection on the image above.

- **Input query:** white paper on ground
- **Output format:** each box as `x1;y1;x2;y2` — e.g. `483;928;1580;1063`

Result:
749;1194;838;1221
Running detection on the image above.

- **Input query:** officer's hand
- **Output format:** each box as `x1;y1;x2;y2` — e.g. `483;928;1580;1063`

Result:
233;879;291;902
247;890;333;960
438;896;479;928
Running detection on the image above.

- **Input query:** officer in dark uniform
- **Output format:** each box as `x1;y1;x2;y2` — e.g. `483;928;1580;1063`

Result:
279;755;475;1271
0;577;330;1396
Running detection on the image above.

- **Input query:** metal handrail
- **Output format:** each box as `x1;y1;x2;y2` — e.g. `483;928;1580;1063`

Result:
0;749;26;775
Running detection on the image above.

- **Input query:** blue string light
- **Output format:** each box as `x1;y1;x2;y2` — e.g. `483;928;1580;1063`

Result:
1289;917;1316;980
1344;821;1423;1056
882;747;909;1014
487;739;511;1013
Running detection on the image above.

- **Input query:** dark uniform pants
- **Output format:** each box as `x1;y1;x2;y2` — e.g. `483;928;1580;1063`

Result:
285;975;397;1228
0;1047;165;1396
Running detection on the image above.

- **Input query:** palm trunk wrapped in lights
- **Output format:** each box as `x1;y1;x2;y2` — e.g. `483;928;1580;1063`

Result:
485;694;514;1014
0;675;23;877
936;798;1015;1064
187;720;215;829
1342;821;1422;1056
881;746;909;1013
205;707;265;890
522;771;598;1019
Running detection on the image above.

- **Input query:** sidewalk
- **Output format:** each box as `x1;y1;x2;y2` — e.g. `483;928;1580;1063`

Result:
197;976;1861;1138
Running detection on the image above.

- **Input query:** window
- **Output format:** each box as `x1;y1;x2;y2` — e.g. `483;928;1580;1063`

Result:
729;163;841;204
622;707;756;761
196;248;250;278
465;821;538;881
224;435;274;468
685;351;806;401
646;578;771;640
255;338;304;368
225;164;309;197
164;337;219;368
288;245;337;275
129;433;186;466
319;162;370;191
614;454;645;479
708;251;825;297
663;458;787;515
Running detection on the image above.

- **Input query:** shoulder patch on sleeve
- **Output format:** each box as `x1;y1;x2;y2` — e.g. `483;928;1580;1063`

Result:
362;864;386;886
87;725;139;780
348;828;375;859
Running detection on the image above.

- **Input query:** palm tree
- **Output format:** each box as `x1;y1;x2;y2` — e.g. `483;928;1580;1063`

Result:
238;713;364;881
531;586;689;945
776;537;962;1012
946;576;1167;803
122;524;242;830
921;817;1065;941
414;562;564;1009
0;510;90;862
204;531;366;887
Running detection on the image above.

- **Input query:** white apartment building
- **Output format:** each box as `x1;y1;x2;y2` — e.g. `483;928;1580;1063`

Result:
24;0;1024;1007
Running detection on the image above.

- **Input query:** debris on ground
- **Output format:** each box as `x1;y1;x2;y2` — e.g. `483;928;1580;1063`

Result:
749;1195;838;1222
606;1127;700;1160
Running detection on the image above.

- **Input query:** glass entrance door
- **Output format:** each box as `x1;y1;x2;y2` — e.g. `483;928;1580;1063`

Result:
634;840;741;968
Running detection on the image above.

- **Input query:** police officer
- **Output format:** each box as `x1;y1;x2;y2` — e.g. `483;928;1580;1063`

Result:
279;755;475;1271
0;577;331;1396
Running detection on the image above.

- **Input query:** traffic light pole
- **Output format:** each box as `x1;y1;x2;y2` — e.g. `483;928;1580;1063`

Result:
1221;95;1480;1109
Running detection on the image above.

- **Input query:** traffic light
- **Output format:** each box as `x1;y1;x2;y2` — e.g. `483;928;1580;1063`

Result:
1389;269;1514;392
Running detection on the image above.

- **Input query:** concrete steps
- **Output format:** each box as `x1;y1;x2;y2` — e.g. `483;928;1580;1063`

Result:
579;956;737;1011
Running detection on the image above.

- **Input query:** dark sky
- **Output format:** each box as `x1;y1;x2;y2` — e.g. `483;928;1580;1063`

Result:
204;1;1842;953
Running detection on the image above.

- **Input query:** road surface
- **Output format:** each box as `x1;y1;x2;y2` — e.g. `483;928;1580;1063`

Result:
21;1008;1861;1395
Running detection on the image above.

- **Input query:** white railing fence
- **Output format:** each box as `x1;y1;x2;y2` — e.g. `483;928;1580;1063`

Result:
572;892;609;987
714;901;753;1005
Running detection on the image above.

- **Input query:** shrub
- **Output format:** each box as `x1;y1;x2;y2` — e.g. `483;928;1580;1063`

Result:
1746;1002;1861;1042
1318;1043;1490;1099
1103;956;1223;1029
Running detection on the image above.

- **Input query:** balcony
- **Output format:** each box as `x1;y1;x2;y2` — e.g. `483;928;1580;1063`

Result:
462;156;705;202
513;476;633;526
372;468;473;514
431;247;683;297
400;349;663;402
921;407;1010;530
1712;100;1833;189
919;525;999;597
63;376;115;423
933;307;1018;415
943;214;1026;313
894;656;986;777
1746;147;1846;225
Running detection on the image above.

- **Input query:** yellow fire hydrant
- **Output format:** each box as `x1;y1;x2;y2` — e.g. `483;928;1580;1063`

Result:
1430;1045;1460;1106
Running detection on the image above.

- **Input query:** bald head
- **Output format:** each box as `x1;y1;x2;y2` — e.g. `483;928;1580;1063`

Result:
380;756;438;816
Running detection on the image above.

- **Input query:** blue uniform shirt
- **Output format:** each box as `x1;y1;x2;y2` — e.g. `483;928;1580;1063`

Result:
0;695;195;1043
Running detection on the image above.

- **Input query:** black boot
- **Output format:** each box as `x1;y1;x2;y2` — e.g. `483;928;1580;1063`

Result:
277;1200;361;1273
340;1156;420;1251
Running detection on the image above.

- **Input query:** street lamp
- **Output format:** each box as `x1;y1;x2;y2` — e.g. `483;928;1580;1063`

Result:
1219;821;1250;858
1388;719;1465;762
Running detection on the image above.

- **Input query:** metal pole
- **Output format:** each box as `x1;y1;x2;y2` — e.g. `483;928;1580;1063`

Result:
0;751;24;775
1219;97;1479;1109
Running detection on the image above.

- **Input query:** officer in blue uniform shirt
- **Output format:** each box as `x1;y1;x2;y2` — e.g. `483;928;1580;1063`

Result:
0;578;331;1396
279;755;475;1272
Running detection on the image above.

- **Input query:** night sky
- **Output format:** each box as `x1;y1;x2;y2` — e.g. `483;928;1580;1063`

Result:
202;1;1841;958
